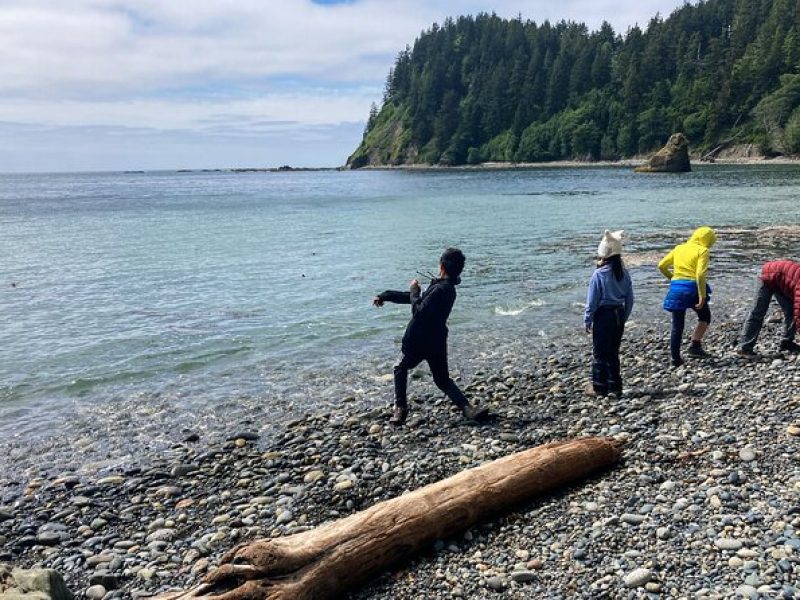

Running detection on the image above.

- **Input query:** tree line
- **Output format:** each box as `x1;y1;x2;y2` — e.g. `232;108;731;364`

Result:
348;0;800;167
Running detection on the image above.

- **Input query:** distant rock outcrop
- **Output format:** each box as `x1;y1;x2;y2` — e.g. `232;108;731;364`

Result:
635;133;691;173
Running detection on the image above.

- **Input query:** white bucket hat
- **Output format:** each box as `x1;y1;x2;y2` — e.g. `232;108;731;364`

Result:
597;229;624;259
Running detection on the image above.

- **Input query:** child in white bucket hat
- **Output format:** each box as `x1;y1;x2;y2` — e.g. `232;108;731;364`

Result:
584;230;635;397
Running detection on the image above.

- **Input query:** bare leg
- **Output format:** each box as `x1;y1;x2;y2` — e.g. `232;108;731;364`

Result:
691;321;708;343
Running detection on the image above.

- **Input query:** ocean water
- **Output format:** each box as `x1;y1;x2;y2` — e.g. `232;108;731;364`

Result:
1;166;799;476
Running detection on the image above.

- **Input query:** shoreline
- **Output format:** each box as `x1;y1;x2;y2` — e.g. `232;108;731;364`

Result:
2;305;799;599
352;156;800;170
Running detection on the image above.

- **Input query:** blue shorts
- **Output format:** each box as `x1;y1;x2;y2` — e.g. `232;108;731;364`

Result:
663;280;711;312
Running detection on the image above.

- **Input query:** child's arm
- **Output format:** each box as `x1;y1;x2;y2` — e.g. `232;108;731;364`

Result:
658;250;675;280
411;283;452;323
584;273;601;331
695;248;709;302
624;272;635;322
373;290;412;306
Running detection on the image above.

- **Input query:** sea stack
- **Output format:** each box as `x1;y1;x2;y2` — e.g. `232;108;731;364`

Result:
635;133;691;173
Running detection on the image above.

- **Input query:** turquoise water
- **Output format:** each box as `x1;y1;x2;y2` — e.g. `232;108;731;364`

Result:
1;166;799;460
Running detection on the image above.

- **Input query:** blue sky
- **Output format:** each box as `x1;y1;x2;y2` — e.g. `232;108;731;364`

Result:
0;0;689;173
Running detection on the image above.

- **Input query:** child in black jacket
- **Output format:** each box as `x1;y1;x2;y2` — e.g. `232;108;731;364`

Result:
373;248;487;425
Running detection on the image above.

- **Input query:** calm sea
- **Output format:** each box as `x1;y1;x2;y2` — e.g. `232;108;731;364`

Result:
1;166;799;475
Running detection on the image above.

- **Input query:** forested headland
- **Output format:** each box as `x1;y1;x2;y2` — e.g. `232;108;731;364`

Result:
347;0;800;167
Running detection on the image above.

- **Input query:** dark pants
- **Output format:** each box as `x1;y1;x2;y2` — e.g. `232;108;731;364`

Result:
394;350;468;409
592;306;625;396
670;303;711;362
740;281;796;350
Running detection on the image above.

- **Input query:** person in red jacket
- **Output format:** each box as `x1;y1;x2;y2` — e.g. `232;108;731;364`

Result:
738;260;800;356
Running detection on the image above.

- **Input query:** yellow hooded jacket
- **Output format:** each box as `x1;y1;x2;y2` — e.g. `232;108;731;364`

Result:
658;226;717;300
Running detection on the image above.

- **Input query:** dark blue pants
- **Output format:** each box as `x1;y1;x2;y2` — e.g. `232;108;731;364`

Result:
670;303;711;362
592;306;625;396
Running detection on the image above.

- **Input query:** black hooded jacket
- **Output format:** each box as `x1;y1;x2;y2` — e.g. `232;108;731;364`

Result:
378;276;459;355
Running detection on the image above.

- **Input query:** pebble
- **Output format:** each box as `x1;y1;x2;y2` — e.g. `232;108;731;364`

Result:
485;576;506;591
85;585;107;600
510;570;537;583
621;513;646;525
715;538;744;551
739;447;757;462
97;475;124;485
623;568;652;588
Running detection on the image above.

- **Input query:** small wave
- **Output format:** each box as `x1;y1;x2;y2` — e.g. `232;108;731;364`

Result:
508;190;600;197
494;299;545;316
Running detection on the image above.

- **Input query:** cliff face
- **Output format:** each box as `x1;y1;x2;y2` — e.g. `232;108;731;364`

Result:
348;1;800;168
347;105;417;168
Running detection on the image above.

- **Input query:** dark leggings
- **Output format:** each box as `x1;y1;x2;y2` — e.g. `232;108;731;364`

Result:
393;351;468;409
592;306;625;396
671;303;711;361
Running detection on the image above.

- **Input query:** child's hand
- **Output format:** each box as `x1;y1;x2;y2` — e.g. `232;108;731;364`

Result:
372;296;384;307
694;297;706;310
409;279;421;293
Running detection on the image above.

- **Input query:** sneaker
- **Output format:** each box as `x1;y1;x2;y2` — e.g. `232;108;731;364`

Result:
462;404;489;422
780;340;800;353
389;405;408;426
687;345;710;359
736;346;759;358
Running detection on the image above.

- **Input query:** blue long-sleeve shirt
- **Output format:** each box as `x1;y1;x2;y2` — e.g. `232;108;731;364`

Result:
584;264;634;328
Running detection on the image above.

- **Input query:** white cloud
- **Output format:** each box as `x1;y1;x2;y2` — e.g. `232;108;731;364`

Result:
0;0;689;170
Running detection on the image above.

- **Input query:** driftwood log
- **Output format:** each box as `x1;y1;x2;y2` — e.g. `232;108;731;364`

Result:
157;437;622;600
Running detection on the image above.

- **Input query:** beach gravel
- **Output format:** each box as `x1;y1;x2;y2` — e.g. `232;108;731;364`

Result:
1;311;799;599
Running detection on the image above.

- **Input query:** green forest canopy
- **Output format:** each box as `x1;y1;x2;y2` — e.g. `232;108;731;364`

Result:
347;0;800;167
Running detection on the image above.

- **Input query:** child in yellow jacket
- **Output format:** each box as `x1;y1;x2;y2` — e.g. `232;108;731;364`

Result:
658;226;717;366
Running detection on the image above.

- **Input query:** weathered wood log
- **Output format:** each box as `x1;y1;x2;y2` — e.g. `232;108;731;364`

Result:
156;437;622;600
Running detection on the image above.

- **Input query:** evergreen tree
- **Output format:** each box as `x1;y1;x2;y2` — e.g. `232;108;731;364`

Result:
348;0;800;167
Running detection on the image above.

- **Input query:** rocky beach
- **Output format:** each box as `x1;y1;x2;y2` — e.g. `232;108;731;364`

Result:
2;299;799;600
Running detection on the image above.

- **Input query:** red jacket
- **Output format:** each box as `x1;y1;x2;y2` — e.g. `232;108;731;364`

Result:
761;260;800;329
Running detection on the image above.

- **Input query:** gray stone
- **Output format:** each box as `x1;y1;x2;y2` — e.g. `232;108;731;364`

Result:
509;570;537;583
171;464;199;478
621;513;646;525
715;538;743;551
36;532;62;546
85;554;114;568
85;585;106;600
276;510;293;525
623;568;652;588
736;584;757;598
146;528;176;543
739;447;757;462
485;576;506;591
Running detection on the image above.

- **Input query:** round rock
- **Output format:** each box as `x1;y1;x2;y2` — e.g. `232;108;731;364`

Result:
623;568;652;588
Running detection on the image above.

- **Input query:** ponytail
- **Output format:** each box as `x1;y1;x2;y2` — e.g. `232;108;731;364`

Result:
601;255;624;281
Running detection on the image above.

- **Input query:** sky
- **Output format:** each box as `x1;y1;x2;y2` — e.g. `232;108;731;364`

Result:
0;0;689;172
